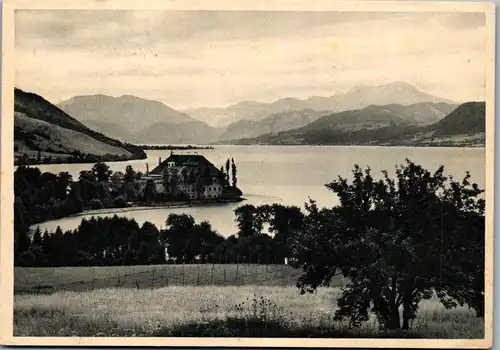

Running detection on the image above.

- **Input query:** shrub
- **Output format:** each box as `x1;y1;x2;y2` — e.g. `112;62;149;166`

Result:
113;196;127;208
89;199;104;210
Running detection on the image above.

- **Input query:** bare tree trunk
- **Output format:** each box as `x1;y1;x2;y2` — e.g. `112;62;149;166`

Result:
402;281;416;330
388;305;401;330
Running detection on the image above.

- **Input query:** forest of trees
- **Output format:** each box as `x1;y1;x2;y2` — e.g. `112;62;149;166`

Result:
16;203;303;267
14;163;142;265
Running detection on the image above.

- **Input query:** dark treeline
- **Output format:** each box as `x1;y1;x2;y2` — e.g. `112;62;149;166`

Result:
25;217;165;267
14;163;142;265
18;203;303;267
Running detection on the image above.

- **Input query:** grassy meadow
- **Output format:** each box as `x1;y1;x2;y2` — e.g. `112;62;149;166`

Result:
14;265;483;338
14;264;313;293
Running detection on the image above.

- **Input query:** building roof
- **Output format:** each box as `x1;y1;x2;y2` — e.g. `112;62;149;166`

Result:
149;153;217;175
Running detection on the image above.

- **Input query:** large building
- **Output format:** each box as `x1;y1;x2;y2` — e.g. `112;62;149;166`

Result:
139;153;226;200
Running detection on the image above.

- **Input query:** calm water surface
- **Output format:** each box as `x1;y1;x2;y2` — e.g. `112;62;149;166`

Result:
32;145;485;237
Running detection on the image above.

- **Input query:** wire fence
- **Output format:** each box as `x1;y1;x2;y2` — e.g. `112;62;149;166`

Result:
14;261;315;295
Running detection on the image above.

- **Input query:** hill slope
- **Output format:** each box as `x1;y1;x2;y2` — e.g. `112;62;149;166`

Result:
58;94;220;144
430;102;485;136
14;88;146;163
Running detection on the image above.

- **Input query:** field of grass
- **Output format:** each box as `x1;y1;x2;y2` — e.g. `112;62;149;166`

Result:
14;265;483;338
15;264;331;294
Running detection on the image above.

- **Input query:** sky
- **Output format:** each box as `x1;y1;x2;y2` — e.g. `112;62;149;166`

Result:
14;10;487;109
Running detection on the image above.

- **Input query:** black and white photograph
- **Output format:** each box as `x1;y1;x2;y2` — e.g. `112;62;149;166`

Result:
0;0;495;347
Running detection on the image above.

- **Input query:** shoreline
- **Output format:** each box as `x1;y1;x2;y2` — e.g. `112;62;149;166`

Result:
30;198;245;230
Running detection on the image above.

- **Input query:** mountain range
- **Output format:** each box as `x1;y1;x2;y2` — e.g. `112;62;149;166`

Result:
228;102;485;147
185;82;456;127
58;82;458;144
14;83;484;158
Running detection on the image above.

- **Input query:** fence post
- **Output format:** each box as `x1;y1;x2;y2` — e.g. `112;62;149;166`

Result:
224;266;227;286
173;263;176;279
182;263;185;286
211;264;215;284
91;267;95;291
151;267;155;289
197;264;200;286
236;263;239;281
116;272;120;288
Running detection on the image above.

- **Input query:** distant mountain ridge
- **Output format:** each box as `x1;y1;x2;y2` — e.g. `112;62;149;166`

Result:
58;94;221;144
225;101;485;147
219;102;458;143
59;94;195;127
298;102;458;134
218;109;330;141
185;82;456;127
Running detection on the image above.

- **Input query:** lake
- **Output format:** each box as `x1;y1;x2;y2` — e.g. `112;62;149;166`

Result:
31;145;485;237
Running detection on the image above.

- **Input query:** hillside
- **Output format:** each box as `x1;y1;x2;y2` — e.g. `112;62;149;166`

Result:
430;102;485;136
226;101;485;147
218;109;329;141
14;88;146;163
186;82;455;127
297;105;410;134
378;102;458;124
58;94;219;144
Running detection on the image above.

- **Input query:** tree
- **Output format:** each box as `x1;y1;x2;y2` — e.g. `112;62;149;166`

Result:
79;170;96;183
56;172;72;200
143;179;157;203
89;198;104;210
218;166;226;186
234;204;263;237
261;204;304;260
225;159;231;185
194;171;205;200
69;183;84;212
165;169;179;194
123;165;136;183
291;160;485;330
122;182;137;202
92;162;112;182
32;226;43;246
231;158;237;188
192;221;224;263
113;196;128;208
162;214;196;262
